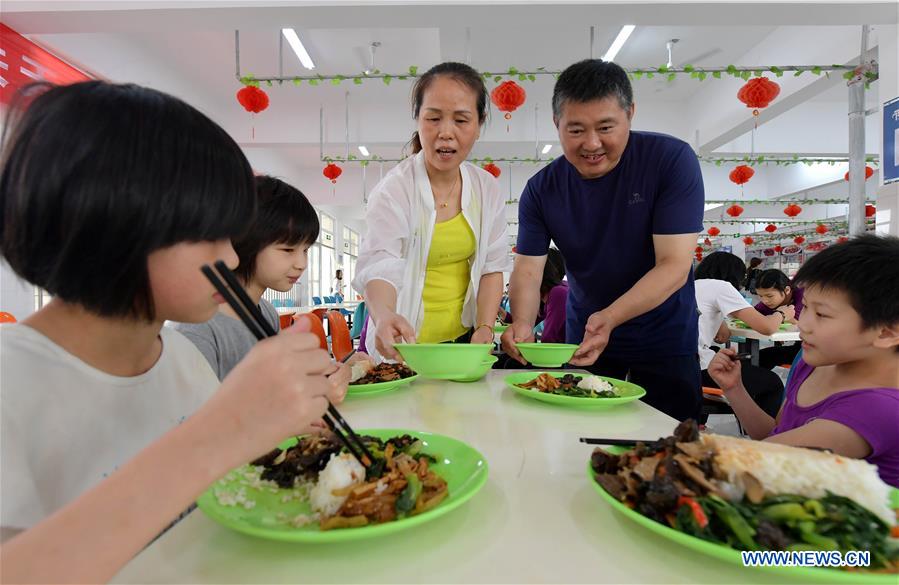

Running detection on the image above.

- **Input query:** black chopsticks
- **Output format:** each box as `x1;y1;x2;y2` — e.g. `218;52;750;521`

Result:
579;438;647;447
202;261;374;470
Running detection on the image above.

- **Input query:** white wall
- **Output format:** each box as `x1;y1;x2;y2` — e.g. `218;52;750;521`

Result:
1;261;34;321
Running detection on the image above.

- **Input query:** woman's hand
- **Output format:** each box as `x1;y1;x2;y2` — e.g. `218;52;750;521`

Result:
707;348;744;393
374;310;416;360
470;325;494;345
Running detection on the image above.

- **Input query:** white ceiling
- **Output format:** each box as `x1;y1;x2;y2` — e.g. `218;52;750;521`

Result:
3;1;896;214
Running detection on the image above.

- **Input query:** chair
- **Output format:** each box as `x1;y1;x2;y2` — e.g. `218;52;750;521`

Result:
292;312;328;350
327;310;353;362
325;296;336;304
312;296;323;305
0;311;17;323
278;312;295;330
701;386;745;435
349;301;367;338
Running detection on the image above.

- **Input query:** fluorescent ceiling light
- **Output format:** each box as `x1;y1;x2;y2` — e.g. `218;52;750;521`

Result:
358;145;370;157
541;144;553;154
282;28;315;70
602;25;635;62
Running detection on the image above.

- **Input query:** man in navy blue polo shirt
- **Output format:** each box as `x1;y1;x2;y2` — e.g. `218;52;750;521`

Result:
501;59;704;421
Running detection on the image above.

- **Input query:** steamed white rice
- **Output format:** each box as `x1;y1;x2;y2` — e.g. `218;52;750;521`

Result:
576;375;617;395
309;453;366;517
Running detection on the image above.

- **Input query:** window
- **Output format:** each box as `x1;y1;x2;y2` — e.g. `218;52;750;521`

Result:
308;211;336;301
342;226;359;298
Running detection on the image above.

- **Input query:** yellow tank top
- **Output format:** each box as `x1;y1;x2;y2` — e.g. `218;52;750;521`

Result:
418;213;476;343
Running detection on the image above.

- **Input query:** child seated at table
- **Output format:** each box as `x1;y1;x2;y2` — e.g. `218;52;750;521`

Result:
753;268;802;369
693;252;790;417
708;235;899;487
173;175;349;395
0;81;342;582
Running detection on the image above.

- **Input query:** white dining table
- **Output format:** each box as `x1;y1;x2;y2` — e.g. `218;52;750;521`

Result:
113;370;806;584
726;322;801;367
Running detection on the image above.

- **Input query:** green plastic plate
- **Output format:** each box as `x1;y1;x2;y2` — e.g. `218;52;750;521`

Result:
588;457;898;583
504;372;646;409
197;429;488;543
732;319;791;331
347;374;418;397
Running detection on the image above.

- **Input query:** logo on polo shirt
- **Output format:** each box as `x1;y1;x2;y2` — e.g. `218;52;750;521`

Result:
628;192;645;205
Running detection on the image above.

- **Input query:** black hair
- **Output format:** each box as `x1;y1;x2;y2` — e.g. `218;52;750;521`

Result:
695;252;746;290
0;81;255;321
552;59;634;118
793;234;899;329
747;257;763;269
233;175;319;282
756;269;792;292
541;248;566;297
408;62;488;154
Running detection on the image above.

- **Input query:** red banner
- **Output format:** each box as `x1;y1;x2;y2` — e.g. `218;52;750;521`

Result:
1;23;91;106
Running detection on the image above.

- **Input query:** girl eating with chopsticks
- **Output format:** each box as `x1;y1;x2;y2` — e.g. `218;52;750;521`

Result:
0;81;344;582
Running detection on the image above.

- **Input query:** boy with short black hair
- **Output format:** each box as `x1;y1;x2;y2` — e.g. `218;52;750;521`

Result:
709;234;899;486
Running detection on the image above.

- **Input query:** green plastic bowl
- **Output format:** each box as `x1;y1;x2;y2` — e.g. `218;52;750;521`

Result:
515;342;578;367
493;324;509;334
394;343;494;379
452;354;499;383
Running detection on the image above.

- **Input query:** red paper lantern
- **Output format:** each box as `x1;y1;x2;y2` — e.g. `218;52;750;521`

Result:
794;236;805;245
865;204;876;218
765;224;777;233
783;203;802;217
482;163;501;178
490;81;527;120
236;85;269;113
743;236;754;245
695;246;703;253
707;226;721;236
322;163;343;184
815;224;828;235
837;236;849;244
774;245;783;253
695;252;703;261
704;238;712;246
726;204;744;217
511;245;518;253
843;166;874;181
737;78;781;115
729;165;755;185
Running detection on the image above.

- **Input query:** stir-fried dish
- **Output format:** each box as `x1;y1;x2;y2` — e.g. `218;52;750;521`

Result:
591;420;899;573
351;363;416;385
244;433;447;530
516;373;618;398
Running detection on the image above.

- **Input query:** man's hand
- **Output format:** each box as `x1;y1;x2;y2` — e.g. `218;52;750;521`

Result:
501;321;536;365
569;311;615;366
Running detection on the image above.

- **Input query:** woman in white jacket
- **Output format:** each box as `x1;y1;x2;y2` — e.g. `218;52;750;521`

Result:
353;62;512;362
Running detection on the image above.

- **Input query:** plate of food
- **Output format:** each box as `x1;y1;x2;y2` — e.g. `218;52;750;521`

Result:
197;429;488;542
731;319;792;331
347;362;418;396
504;372;646;409
588;420;899;582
